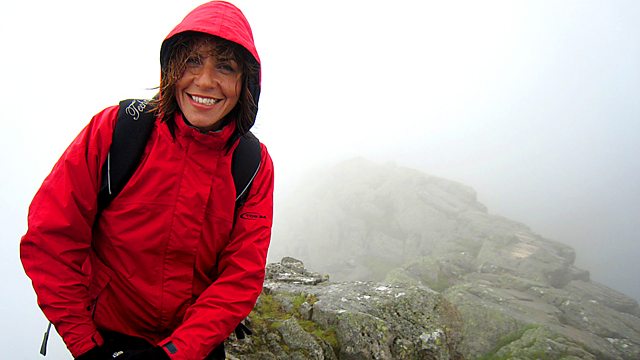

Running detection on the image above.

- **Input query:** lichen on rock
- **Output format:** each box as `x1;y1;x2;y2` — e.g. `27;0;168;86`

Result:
227;257;462;359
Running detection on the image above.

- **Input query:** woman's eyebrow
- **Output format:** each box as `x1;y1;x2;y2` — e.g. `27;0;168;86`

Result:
214;55;237;62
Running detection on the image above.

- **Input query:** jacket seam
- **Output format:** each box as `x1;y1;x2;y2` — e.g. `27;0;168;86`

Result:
160;142;190;328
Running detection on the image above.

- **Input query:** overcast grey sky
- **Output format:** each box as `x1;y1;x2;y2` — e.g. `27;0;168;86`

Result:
1;0;639;358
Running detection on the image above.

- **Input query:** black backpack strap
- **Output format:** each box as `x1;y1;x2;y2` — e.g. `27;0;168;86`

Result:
98;99;155;211
229;133;261;339
232;131;261;208
97;99;260;211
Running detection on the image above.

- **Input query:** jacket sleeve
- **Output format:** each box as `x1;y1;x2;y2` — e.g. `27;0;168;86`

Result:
161;144;274;360
20;106;118;357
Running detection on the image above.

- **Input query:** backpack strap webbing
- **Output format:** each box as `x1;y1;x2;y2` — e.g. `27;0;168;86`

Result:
98;99;155;211
233;131;261;207
97;99;262;212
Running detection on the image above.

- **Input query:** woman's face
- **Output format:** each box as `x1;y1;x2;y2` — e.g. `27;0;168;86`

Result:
175;43;242;131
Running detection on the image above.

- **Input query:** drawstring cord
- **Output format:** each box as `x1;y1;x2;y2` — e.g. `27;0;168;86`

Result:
40;322;52;356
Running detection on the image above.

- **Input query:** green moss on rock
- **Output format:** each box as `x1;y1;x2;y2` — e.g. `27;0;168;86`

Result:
248;291;340;357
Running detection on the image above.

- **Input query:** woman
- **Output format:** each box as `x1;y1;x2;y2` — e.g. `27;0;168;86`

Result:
20;2;273;359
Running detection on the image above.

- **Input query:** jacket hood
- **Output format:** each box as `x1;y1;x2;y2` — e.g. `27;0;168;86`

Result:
161;1;260;69
160;1;260;64
159;1;261;135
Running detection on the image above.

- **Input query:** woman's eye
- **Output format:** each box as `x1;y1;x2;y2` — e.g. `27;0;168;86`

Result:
186;56;202;67
217;62;237;74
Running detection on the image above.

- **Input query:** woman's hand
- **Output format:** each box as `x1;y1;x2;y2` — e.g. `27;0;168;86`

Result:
75;345;170;360
111;346;171;360
74;346;108;360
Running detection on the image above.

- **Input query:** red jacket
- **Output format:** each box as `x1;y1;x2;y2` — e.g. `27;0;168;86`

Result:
20;2;272;359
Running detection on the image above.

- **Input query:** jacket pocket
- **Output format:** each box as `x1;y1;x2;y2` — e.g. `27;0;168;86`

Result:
87;254;113;318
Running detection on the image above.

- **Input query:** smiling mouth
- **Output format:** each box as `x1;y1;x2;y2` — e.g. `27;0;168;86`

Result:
190;94;221;106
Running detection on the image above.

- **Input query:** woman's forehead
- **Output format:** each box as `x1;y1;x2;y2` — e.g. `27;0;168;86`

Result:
191;39;236;59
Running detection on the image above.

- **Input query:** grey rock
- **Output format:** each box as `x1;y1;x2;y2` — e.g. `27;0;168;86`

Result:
267;280;461;360
565;280;640;316
277;318;325;360
266;257;329;285
493;326;598;360
442;273;640;359
228;259;462;359
255;159;640;359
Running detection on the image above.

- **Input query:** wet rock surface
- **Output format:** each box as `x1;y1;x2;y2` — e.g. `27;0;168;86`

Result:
228;255;640;359
227;258;463;360
250;159;640;359
265;256;329;285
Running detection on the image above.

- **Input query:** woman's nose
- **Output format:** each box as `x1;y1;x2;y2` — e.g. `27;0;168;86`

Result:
193;59;219;88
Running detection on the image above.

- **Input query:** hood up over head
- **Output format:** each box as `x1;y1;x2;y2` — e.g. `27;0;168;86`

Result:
160;1;261;132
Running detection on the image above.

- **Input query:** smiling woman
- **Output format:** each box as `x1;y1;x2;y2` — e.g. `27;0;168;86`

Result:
174;39;244;131
19;2;273;360
156;31;261;136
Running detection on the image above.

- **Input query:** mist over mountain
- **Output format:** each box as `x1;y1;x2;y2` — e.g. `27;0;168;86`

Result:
271;158;577;283
263;158;640;358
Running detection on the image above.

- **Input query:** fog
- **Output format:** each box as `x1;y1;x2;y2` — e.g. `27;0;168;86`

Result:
1;0;638;358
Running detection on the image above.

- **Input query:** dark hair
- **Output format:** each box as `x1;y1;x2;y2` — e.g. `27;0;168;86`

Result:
151;32;260;148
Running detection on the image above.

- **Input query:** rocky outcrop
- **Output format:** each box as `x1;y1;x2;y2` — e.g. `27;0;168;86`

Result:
226;258;463;359
263;158;640;359
265;256;329;285
441;273;640;358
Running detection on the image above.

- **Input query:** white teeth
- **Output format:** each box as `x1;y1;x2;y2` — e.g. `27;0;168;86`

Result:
191;95;219;105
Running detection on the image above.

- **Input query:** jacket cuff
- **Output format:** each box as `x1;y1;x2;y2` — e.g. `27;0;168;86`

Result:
70;331;104;358
158;339;178;359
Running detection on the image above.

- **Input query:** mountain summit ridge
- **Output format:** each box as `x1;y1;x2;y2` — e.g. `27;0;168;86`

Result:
258;158;640;359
